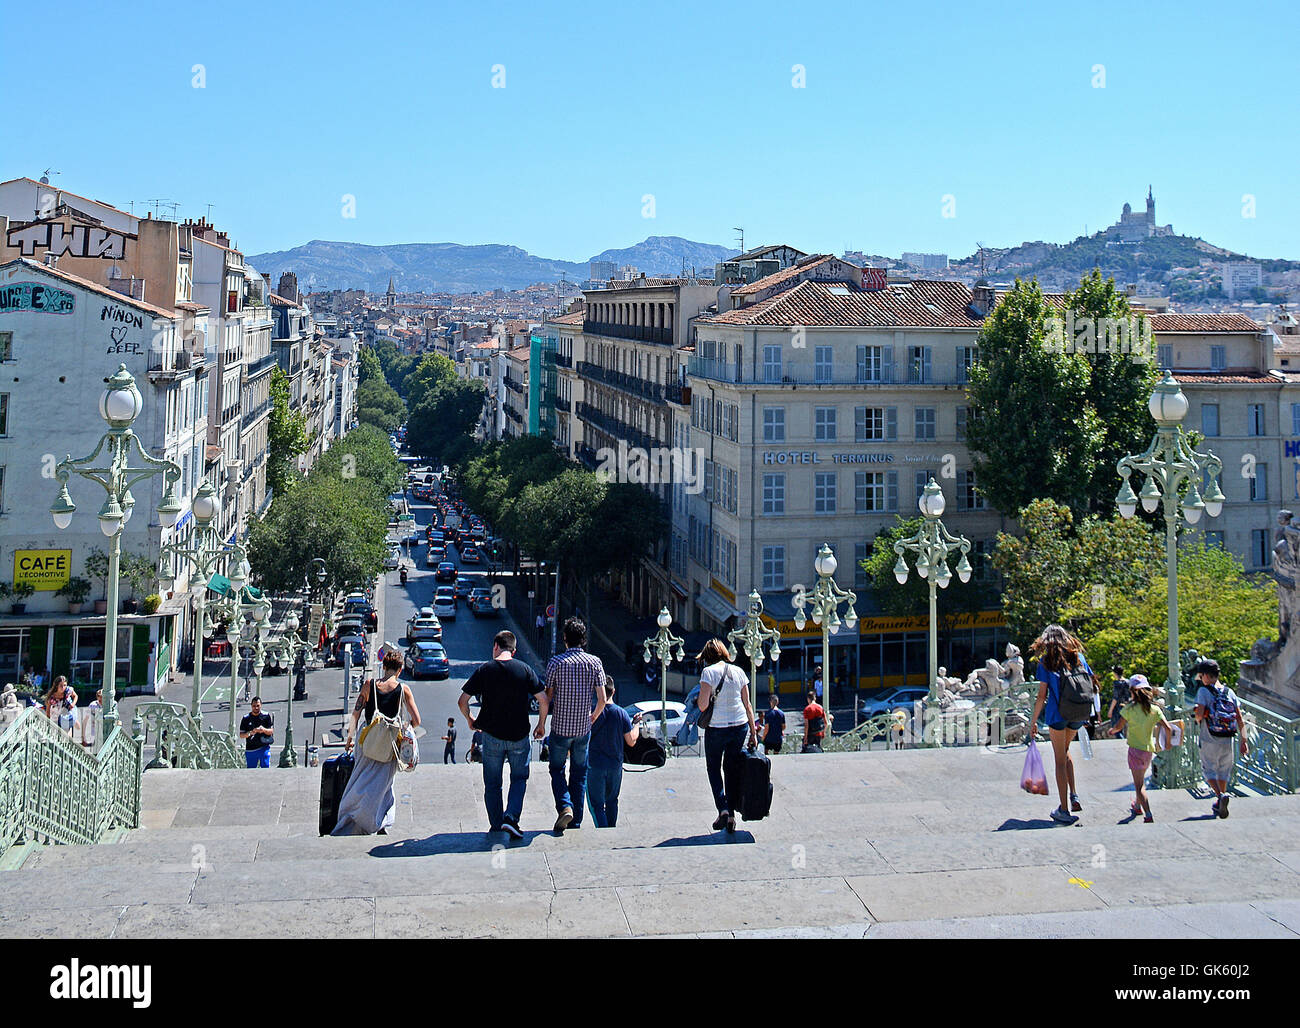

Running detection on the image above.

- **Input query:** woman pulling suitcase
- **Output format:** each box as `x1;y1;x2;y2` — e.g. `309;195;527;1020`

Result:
332;652;421;835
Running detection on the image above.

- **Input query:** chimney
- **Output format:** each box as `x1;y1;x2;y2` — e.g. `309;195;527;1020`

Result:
969;279;996;318
43;252;58;268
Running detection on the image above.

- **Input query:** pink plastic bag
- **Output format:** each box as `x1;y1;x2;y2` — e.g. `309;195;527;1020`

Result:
1021;739;1049;795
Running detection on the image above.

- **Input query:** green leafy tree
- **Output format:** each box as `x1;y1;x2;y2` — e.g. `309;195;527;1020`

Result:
246;473;389;597
405;377;485;463
991;498;1163;645
402;353;457;410
1065;270;1158;514
267;366;308;498
316;424;404;497
357;346;384;384
1065;542;1276;688
356;376;406;434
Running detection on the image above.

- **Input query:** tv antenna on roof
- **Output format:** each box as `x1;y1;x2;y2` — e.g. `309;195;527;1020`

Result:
975;241;987;278
39;168;59;185
734;227;744;253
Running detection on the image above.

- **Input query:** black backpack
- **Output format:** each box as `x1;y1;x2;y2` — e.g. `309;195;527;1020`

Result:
1206;685;1239;737
1056;662;1098;722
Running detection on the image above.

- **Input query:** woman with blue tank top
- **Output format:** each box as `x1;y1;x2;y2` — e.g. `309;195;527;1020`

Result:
1027;625;1093;825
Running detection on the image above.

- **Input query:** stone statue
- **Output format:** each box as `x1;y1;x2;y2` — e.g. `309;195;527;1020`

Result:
0;683;18;726
933;667;963;708
1001;643;1025;692
1273;510;1300;643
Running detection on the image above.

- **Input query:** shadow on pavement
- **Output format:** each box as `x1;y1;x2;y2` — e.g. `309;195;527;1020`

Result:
994;818;1073;831
650;833;755;847
368;832;506;857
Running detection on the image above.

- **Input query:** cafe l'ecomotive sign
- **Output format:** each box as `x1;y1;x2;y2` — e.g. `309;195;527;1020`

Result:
14;549;72;591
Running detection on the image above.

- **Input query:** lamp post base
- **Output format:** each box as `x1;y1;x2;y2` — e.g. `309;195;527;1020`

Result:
278;742;298;769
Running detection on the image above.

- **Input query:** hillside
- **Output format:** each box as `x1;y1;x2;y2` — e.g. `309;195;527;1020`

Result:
248;236;737;293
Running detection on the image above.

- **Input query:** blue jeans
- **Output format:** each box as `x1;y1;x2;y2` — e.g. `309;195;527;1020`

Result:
704;725;747;813
246;746;271;768
586;763;623;827
548;732;589;824
481;732;531;829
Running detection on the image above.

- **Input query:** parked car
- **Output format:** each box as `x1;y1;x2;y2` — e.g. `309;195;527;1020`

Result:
383;548;402;570
435;562;458;583
335;615;365;638
407;616;443;643
405;641;450;679
343;600;378;632
860;687;930;718
468;587;499;617
333;634;368;666
624;701;688;741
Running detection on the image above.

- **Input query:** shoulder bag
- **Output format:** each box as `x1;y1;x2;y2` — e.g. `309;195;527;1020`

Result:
697;664;736;730
359;680;402;763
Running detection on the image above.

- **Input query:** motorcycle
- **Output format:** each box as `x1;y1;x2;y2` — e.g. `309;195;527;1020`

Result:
399;566;408;585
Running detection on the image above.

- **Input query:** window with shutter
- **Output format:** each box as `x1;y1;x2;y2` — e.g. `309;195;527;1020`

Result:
886;471;898;512
886;408;897;440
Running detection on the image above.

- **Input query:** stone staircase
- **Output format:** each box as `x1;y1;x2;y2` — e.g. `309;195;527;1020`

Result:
3;741;1300;938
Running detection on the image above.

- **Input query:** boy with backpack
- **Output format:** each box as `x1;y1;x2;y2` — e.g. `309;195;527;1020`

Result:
1192;658;1248;818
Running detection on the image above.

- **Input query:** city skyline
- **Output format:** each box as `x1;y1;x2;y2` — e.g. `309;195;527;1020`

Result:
4;0;1298;263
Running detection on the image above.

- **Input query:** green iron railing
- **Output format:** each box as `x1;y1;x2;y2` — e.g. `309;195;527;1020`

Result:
1233;699;1300;796
0;707;142;859
132;702;242;770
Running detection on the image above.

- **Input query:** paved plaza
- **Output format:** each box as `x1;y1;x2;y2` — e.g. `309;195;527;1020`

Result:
3;742;1298;938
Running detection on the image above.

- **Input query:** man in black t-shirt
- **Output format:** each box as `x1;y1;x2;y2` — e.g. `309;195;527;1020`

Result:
239;697;274;768
442;718;457;764
458;630;548;838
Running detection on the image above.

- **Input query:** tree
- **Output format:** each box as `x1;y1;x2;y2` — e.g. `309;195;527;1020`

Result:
1065;542;1276;688
357;346;384;385
246;473;389;598
356;376;406;434
315;424;403;497
267;366;308;499
402;353;457;410
405;376;485;462
1066;270;1158;514
966;275;1154;519
991;498;1163;646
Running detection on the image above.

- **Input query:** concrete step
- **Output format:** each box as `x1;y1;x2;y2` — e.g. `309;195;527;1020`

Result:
4;744;1298;938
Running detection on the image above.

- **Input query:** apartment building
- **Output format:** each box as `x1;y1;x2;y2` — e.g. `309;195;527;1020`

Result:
502;345;529;439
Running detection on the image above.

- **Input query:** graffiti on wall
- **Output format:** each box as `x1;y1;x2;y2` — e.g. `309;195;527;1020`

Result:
0;281;75;314
101;303;144;329
7;220;130;260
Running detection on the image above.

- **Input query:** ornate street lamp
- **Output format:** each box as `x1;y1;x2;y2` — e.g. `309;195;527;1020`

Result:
50;365;182;731
210;558;263;741
892;478;973;747
159;479;244;719
1116;371;1224;787
271;610;313;767
642;606;685;756
792;543;858;729
726;590;782;711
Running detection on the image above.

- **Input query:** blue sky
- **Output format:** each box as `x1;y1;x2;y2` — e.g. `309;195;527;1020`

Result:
5;0;1297;262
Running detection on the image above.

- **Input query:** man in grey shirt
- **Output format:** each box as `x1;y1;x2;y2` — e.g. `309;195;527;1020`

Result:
1191;658;1248;819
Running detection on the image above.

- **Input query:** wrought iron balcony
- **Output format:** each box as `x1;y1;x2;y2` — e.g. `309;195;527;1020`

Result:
583;321;672;345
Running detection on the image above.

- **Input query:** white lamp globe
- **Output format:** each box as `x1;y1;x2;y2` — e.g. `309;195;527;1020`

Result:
1148;371;1188;424
99;365;143;427
919;479;946;518
657;607;671;629
815;546;837;578
192;481;220;525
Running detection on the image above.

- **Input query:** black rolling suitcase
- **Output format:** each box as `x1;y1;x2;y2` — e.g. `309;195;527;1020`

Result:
726;746;773;822
318;752;356;836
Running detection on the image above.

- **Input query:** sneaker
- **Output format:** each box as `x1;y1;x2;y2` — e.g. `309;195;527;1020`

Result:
1218;794;1230;819
1050;807;1079;825
712;812;728;831
1143;814;1154;823
554;807;574;833
1130;802;1142;817
1070;794;1083;812
501;816;523;840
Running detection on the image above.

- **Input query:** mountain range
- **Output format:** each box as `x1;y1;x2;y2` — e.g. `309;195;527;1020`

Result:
247;236;738;294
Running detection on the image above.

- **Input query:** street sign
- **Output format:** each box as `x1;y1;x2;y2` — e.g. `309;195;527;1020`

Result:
546;604;556;618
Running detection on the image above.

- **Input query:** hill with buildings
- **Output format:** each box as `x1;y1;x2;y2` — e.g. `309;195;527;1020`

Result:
249;236;736;293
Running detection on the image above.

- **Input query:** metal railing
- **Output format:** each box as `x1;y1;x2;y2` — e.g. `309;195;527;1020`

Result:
686;356;960;387
583;321;672;345
1235;699;1300;795
0;707;142;859
132;702;242;770
576;362;666;403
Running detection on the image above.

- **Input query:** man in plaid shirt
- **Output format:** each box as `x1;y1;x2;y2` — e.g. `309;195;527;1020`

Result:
544;617;608;833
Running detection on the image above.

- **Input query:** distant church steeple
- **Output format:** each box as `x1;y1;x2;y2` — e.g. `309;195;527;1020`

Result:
386;277;396;309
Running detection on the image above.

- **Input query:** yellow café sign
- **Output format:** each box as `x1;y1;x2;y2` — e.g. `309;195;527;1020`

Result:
769;609;1006;638
14;549;72;591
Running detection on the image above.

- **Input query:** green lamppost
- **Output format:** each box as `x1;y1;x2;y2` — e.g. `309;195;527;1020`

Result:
159;479;236;718
49;365;183;731
891;479;973;747
792;543;859;730
1115;371;1225;788
212;557;260;740
726;589;782;711
272;609;312;767
642;606;685;756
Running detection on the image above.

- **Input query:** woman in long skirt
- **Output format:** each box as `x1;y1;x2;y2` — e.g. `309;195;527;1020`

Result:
333;653;421;836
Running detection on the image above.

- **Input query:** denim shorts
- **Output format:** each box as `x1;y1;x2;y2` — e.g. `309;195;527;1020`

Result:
1048;720;1086;732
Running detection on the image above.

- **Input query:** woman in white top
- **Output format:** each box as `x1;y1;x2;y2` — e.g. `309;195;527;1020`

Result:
696;639;757;832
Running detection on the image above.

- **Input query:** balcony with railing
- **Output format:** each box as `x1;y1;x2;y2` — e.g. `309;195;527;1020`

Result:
583;321;672;345
147;346;204;379
241;400;270;431
504;376;524;395
575;403;661;453
554;352;573;369
685;356;961;387
576;361;665;403
665;382;692;405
